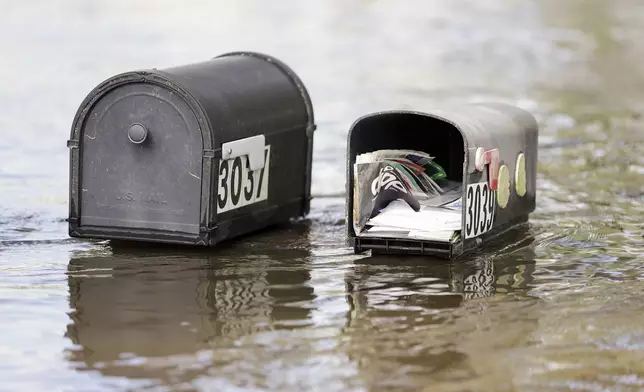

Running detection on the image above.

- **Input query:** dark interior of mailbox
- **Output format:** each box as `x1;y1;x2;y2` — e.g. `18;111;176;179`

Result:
350;113;464;183
349;112;465;244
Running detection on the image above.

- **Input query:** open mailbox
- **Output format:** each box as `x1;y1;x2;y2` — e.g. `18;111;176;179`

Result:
346;103;538;259
67;52;315;246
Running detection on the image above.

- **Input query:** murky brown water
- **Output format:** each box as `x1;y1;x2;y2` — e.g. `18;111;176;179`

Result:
1;0;644;391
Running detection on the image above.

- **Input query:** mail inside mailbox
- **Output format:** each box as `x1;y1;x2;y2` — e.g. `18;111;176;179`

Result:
349;113;465;244
347;103;538;259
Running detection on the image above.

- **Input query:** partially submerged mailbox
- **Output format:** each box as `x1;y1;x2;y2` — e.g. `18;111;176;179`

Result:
68;52;315;246
346;103;538;259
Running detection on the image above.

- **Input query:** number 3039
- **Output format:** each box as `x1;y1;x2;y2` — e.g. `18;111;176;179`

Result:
465;182;495;239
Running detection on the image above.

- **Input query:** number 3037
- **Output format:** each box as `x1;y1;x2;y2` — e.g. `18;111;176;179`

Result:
217;145;271;214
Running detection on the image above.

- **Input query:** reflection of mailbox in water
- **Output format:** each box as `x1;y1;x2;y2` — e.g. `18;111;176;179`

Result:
67;52;315;246
346;103;538;259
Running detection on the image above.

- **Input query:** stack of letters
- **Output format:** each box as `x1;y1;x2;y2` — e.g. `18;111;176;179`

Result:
352;149;463;243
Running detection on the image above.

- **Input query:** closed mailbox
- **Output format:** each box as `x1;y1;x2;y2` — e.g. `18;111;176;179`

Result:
67;51;315;246
346;103;538;259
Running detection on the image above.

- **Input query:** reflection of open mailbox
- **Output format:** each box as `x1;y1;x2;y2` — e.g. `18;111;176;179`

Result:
346;103;538;259
67;52;315;246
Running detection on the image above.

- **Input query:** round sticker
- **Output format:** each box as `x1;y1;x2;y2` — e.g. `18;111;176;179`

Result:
497;164;510;208
515;153;527;197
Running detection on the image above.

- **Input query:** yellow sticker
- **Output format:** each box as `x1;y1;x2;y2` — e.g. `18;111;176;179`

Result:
497;164;510;208
515;153;527;197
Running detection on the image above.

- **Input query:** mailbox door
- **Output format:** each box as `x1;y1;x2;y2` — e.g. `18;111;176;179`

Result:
79;83;203;235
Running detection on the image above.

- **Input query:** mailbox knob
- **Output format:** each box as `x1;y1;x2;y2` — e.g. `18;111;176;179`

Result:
127;123;148;144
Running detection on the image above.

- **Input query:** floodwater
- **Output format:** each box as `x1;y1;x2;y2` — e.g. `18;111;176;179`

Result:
1;0;643;390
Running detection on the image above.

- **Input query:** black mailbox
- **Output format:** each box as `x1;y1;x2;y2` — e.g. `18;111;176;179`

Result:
346;103;538;259
67;52;315;246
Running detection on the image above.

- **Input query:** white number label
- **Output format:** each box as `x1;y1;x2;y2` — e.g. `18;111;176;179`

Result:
217;145;271;214
465;182;495;239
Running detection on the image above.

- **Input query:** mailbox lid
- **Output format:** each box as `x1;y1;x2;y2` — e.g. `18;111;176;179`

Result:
158;53;313;144
70;73;210;240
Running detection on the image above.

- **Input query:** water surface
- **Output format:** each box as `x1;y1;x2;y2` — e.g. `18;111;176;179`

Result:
1;0;643;391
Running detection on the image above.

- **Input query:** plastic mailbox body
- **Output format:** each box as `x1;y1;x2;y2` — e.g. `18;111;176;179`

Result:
346;103;538;259
68;52;315;246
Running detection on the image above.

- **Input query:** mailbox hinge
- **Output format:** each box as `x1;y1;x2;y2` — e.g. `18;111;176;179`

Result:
201;224;218;233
